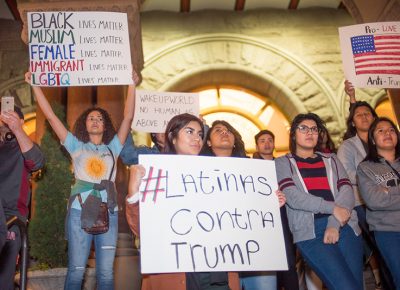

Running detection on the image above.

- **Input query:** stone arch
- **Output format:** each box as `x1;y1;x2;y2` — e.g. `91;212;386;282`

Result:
140;33;346;136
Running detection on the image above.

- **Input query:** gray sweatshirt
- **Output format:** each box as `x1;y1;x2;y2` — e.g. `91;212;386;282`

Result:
337;134;366;206
275;152;360;243
357;158;400;232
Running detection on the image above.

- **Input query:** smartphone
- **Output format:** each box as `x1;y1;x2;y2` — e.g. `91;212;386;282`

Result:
1;96;14;115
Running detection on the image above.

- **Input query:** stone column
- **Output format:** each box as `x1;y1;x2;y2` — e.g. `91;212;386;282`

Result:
387;89;400;124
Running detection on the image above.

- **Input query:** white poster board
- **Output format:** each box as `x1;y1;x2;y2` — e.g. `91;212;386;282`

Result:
28;11;133;87
138;155;288;273
339;22;400;88
132;90;199;133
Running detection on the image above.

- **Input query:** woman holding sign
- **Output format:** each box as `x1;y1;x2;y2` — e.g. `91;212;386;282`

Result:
200;120;288;290
275;113;363;290
25;71;139;290
126;113;240;290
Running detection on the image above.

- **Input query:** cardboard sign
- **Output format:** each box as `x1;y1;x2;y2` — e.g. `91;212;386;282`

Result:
138;155;288;273
132;90;199;133
339;22;400;88
28;11;133;87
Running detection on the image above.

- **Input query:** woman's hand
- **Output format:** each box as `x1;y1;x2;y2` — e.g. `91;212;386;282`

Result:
127;165;146;201
323;227;339;244
132;70;140;86
344;80;356;103
25;72;32;84
333;205;350;226
276;189;286;207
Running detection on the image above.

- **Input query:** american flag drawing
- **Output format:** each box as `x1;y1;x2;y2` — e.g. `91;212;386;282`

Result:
351;34;400;75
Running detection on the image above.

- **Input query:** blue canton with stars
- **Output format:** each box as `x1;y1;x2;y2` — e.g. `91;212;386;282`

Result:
351;35;375;54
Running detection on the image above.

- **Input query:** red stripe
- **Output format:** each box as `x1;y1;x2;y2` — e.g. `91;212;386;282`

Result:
303;177;330;190
375;41;400;45
376;46;400;50
356;69;400;75
296;160;325;169
17;166;30;217
375;35;400;40
355;57;400;63
280;182;295;191
279;177;293;184
355;62;400;69
355;51;400;57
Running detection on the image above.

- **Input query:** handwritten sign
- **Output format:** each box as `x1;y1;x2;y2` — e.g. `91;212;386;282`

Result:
339;22;400;88
27;11;133;87
132;90;199;133
138;155;288;273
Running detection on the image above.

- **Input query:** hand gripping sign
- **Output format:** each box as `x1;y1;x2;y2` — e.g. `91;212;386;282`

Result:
138;155;288;273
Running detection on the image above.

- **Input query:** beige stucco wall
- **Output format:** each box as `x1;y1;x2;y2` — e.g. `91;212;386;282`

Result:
138;8;386;141
0;8;387;142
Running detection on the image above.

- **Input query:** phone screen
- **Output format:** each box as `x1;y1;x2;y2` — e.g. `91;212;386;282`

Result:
1;96;14;114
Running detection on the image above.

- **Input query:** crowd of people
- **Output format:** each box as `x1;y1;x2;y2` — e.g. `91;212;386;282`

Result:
0;77;399;290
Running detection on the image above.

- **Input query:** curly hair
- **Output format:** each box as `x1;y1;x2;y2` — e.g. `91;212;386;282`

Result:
73;107;116;144
343;101;377;140
163;113;204;154
289;113;326;154
200;120;247;157
364;117;400;163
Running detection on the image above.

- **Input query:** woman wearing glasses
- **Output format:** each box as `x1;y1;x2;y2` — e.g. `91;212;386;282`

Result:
357;117;400;289
275;113;363;290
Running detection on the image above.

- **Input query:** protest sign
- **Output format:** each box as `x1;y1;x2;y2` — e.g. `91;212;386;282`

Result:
138;155;288;273
339;22;400;88
132;90;199;133
28;11;133;87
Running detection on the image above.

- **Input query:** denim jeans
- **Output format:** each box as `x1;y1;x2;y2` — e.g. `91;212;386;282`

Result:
240;271;277;290
0;225;21;290
375;231;400;290
64;208;118;290
296;217;363;290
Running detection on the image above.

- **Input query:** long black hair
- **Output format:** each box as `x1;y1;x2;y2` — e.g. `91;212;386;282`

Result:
163;113;204;154
364;117;400;163
73;107;116;144
289;113;326;154
321;126;337;153
343;101;377;140
200;120;247;157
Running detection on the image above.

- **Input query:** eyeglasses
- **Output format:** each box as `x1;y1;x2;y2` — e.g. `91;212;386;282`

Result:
297;125;320;135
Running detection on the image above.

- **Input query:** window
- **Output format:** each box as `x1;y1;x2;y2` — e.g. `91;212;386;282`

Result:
196;86;290;156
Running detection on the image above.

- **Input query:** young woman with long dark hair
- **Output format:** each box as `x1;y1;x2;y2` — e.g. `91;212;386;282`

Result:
125;114;240;290
25;71;138;290
275;113;363;290
200;120;287;290
357;117;400;290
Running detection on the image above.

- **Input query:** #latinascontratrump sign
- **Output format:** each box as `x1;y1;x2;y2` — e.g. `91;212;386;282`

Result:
339;21;400;88
28;11;133;87
138;155;288;273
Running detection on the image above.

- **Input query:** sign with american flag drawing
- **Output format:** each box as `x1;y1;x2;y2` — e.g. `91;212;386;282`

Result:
339;22;400;88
